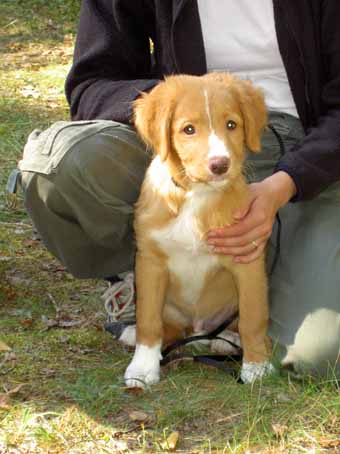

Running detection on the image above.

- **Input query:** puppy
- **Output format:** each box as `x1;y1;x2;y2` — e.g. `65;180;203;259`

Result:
125;73;273;387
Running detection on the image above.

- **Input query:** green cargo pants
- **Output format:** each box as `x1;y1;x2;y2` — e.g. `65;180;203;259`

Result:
18;114;340;376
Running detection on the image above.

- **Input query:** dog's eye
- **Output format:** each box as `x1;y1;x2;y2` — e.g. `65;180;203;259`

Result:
183;124;196;135
226;120;237;130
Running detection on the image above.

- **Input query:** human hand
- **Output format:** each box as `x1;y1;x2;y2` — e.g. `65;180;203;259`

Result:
207;171;296;263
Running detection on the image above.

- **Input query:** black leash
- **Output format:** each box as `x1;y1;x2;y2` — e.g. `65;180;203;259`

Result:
269;211;282;276
160;311;242;380
161;311;240;357
161;353;241;378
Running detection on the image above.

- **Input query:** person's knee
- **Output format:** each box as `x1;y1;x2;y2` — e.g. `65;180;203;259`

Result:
281;309;340;377
58;135;114;188
20;129;142;279
58;132;149;206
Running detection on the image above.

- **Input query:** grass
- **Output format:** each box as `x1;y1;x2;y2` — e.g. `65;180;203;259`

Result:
1;1;340;453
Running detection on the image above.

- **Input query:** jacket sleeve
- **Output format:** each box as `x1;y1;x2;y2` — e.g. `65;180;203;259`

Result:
275;2;340;202
65;0;159;124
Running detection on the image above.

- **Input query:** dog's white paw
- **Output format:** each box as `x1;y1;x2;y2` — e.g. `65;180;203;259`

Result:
124;343;162;388
210;329;241;355
240;361;275;384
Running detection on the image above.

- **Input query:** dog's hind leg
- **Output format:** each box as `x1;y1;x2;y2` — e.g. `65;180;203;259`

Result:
163;322;186;346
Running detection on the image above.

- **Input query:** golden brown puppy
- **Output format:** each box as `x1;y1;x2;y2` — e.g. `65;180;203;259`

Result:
125;73;273;387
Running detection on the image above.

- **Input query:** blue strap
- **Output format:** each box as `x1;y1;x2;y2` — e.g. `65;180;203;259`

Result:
6;169;21;194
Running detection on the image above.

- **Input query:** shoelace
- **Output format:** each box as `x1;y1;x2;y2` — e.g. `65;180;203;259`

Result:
102;272;136;323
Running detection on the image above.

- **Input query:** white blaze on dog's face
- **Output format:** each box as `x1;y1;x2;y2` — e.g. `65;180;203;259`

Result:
133;74;267;189
171;82;246;187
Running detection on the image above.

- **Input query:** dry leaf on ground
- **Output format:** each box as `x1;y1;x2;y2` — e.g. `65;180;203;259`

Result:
19;85;41;99
271;423;288;438
319;437;340;448
124;386;144;396
0;394;11;410
0;341;11;352
128;410;149;423
161;431;179;451
0;384;25;410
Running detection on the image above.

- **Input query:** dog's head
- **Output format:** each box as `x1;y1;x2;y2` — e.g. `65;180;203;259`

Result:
134;73;267;189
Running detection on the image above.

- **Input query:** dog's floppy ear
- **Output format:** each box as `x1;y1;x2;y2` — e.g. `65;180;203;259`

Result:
133;82;174;162
234;79;267;152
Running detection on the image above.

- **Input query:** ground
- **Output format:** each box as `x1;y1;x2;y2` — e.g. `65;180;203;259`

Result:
1;1;340;453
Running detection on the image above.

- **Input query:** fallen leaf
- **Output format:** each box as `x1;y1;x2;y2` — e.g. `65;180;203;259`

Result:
0;384;24;410
41;316;83;330
319;437;340;448
20;85;41;99
22;238;38;247
41;316;58;329
47;19;58;30
20;319;33;328
125;387;144;396
7;275;32;286
271;423;288;438
68;347;95;355
64;33;74;42
59;319;83;328
161;431;179;451
41;368;56;377
128;410;149;423
276;392;292;403
47;102;59;109
0;341;11;352
7;384;25;395
0;394;11;410
4;352;16;362
1;285;16;300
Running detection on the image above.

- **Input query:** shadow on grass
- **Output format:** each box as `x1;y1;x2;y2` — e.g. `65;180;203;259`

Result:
0;0;81;49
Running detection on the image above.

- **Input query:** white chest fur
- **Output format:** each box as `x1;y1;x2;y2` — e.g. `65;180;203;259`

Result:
151;187;220;306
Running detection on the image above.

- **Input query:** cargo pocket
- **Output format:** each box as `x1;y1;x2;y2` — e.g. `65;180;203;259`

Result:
18;120;119;175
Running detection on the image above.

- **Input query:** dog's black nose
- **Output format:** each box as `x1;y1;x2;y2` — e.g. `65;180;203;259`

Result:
208;156;230;175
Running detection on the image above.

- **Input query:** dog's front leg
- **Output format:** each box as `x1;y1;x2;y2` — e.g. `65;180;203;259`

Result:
125;253;168;388
232;260;274;383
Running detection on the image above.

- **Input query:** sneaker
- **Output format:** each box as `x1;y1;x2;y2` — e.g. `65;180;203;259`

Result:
102;272;136;323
